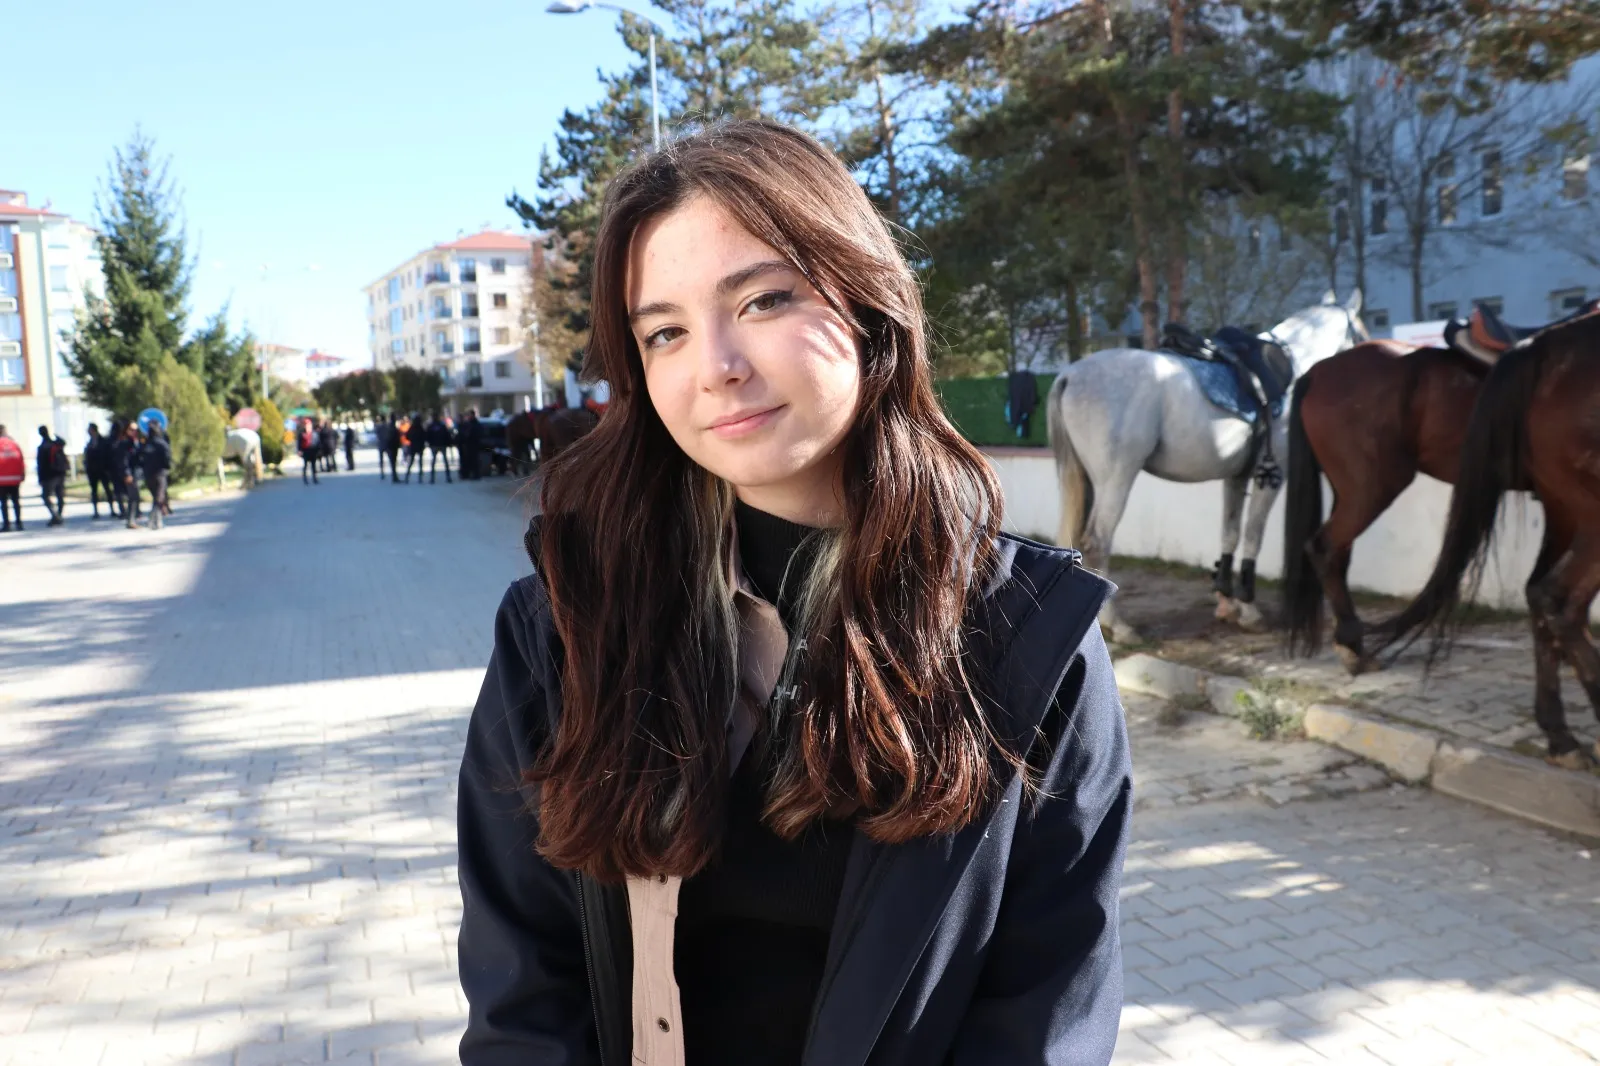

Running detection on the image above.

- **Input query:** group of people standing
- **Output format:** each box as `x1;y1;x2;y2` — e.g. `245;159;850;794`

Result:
294;417;358;485
0;420;172;532
374;410;487;485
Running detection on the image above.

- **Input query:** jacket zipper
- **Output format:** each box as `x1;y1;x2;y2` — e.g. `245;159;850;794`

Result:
573;871;612;1066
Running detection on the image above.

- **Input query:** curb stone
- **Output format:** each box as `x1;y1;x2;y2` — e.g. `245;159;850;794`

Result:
1114;652;1600;840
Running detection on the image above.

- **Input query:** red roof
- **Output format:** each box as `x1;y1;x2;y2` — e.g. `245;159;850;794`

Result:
0;202;58;218
306;351;346;365
436;230;531;252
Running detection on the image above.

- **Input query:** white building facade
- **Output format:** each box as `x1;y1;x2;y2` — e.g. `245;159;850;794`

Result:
364;231;542;418
0;190;109;447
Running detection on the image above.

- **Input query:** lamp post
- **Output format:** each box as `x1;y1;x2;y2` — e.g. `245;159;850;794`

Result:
545;0;662;149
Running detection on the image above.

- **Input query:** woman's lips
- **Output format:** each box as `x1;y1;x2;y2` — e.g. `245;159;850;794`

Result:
709;405;784;439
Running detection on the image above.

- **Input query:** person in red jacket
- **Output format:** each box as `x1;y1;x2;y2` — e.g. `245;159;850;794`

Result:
0;424;24;532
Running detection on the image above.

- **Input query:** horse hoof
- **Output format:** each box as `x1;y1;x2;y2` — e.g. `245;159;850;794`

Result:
1236;602;1266;632
1547;747;1596;772
1215;595;1240;622
1335;645;1368;676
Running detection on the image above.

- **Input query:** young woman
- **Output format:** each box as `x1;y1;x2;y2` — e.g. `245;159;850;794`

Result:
457;120;1131;1066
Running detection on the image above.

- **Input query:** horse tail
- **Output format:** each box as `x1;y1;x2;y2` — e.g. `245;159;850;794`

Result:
1282;372;1326;655
1047;370;1092;551
1375;337;1546;663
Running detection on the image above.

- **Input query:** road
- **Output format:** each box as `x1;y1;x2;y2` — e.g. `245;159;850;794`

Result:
1;456;1596;1064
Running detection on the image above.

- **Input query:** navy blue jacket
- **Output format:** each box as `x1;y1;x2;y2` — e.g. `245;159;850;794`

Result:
456;531;1131;1066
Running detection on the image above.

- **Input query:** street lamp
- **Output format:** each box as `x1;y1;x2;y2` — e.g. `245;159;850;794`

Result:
546;0;662;149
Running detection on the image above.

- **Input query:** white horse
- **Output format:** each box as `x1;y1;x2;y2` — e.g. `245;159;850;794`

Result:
221;428;263;489
1047;290;1367;642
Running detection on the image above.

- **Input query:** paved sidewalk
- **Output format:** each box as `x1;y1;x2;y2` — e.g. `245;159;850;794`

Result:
2;466;1598;1064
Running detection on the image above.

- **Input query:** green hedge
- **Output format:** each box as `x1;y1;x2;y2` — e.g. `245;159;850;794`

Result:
934;374;1057;448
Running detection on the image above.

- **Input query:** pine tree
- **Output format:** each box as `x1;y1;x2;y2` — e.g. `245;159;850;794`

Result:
66;130;191;411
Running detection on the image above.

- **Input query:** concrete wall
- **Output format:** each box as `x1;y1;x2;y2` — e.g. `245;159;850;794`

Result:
986;447;1599;623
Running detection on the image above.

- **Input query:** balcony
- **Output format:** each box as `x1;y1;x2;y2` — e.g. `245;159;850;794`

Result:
459;269;478;283
439;342;456;355
463;340;482;353
432;307;453;320
424;268;451;285
461;305;480;320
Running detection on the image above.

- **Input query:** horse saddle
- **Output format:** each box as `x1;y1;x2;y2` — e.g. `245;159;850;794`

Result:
1445;298;1600;367
1160;322;1293;425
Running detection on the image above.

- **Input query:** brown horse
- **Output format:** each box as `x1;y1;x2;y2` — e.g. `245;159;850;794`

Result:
1373;310;1600;768
1280;341;1487;671
506;406;601;473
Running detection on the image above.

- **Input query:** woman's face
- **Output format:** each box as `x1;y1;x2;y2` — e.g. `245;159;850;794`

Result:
627;195;861;525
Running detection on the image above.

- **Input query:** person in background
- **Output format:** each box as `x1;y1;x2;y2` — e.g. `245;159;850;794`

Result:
343;425;356;471
458;408;482;481
0;424;24;532
402;413;428;484
114;421;143;529
297;419;320;485
140;424;173;530
83;423;117;519
36;425;68;527
384;413;403;484
427;412;454;484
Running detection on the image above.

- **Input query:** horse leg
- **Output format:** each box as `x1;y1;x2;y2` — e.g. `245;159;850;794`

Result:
1318;468;1414;673
1539;533;1600;767
1214;475;1249;622
1230;471;1283;632
1081;467;1142;645
1523;519;1587;766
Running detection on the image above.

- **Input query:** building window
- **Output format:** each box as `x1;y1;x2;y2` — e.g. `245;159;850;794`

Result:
462;297;480;318
1481;148;1503;216
1437;156;1457;225
494;326;512;345
492;292;508;309
389;308;402;333
1552;287;1588;316
0;355;23;387
1367;309;1390;331
390;338;404;355
466;361;483;387
49;265;70;291
388;277;400;302
1563;151;1590;201
491;257;507;274
1369;176;1388;235
1427;300;1457;321
494;360;512;379
459;258;477;283
465;326;481;353
1473;297;1504;318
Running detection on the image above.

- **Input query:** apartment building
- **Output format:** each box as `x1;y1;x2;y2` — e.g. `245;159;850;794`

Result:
0;190;108;443
364;230;539;417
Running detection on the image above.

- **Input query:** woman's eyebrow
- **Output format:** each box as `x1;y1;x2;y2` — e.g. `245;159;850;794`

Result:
628;259;796;324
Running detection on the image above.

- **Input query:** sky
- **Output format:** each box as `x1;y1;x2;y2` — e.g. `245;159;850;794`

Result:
2;0;648;367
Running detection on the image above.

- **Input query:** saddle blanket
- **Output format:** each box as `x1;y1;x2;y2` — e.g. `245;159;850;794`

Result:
1176;357;1287;424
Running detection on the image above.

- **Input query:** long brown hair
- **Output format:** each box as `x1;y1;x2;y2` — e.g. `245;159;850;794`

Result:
533;120;1008;882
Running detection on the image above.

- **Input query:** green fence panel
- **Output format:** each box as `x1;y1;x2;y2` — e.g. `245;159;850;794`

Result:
933;374;1057;448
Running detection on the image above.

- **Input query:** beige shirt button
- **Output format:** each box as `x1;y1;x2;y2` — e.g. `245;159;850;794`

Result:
657;1018;671;1032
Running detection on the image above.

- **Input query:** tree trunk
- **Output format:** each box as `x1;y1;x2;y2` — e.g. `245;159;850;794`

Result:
1092;0;1160;348
1164;0;1186;325
1065;275;1083;361
866;0;901;221
1410;226;1425;320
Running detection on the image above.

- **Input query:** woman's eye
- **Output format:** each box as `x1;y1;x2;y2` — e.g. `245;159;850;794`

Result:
643;326;683;350
746;289;793;315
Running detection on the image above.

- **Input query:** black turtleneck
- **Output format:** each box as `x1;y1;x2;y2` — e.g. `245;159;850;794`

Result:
673;499;853;1066
732;498;820;633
